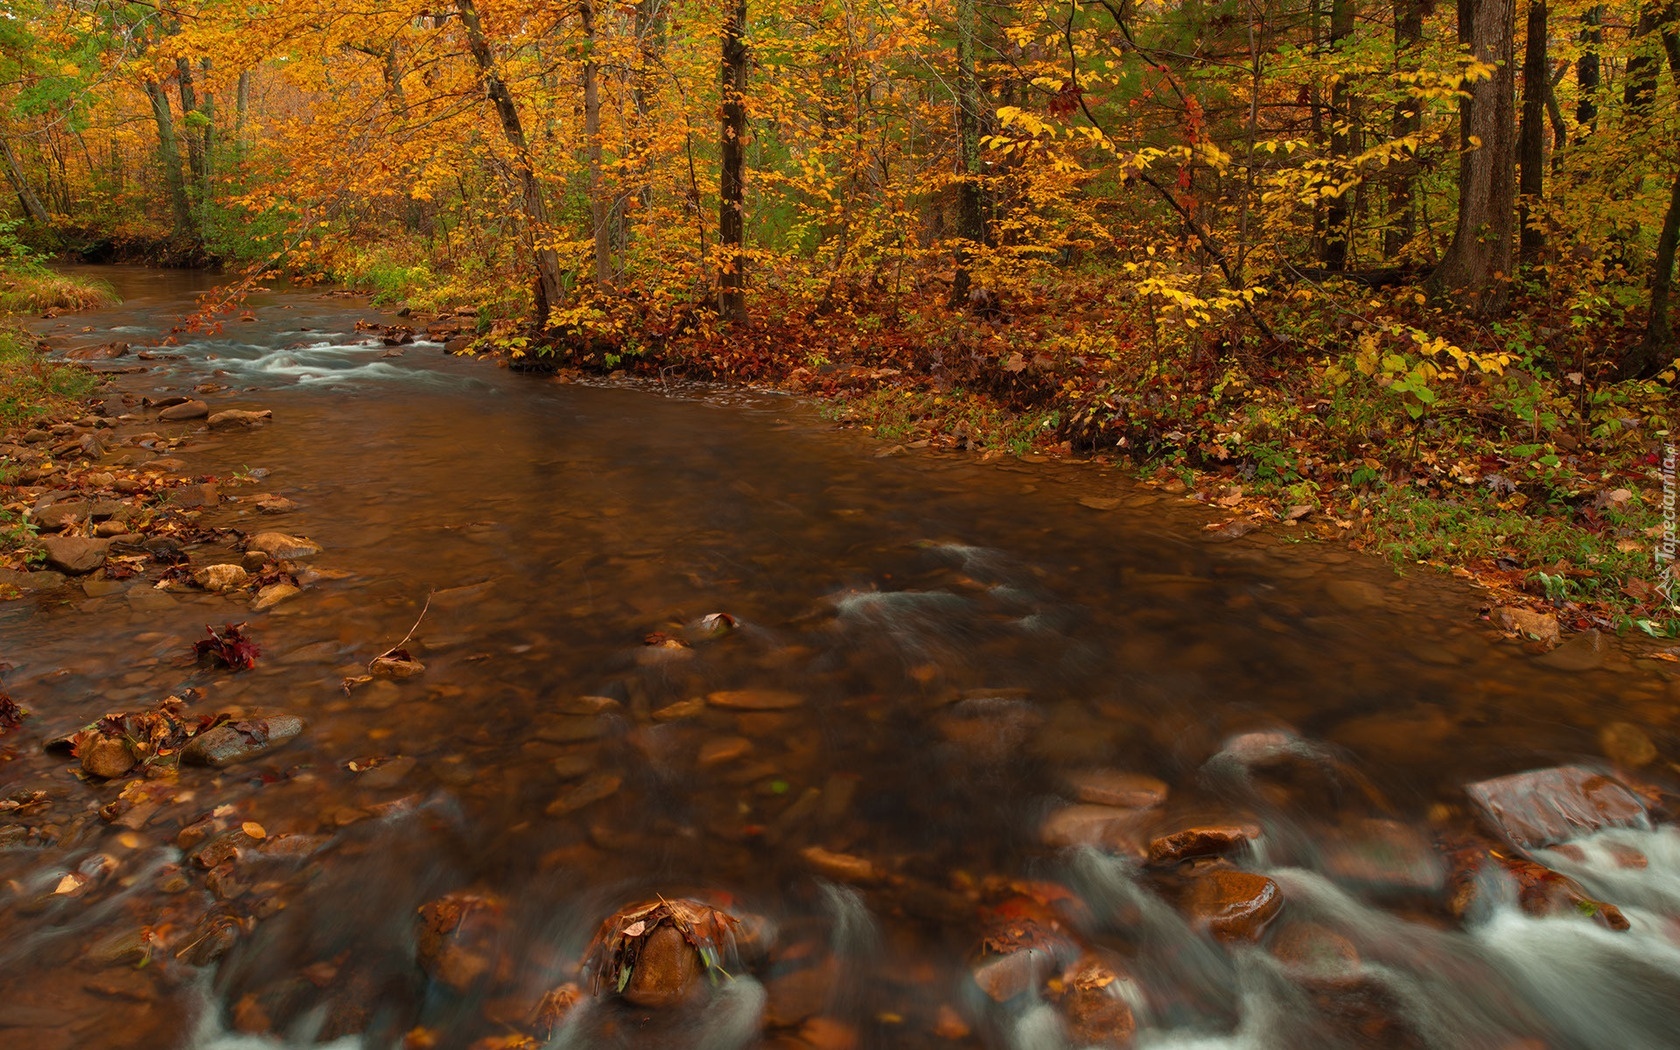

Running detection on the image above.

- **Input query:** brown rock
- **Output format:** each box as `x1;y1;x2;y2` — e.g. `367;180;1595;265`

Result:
208;409;273;429
698;736;753;767
1269;922;1360;984
1181;870;1282;941
1466;765;1648;848
545;773;621;816
799;845;880;884
253;582;301;610
1147;824;1260;866
1495;606;1561;646
1319;818;1443;894
158;399;210;421
181;716;305;768
622;924;703;1007
1064;770;1169;809
1041;804;1147;853
1325;579;1385;610
246;532;321;560
972;948;1059;1003
1599;722;1657;768
193;563;250;593
38;535;110;575
416;891;506;993
168;483;219;509
707;688;804;710
1538;629;1606;671
81;737;137;779
1053;957;1137;1047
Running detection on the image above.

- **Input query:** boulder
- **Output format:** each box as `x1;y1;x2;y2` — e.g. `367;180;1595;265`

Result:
1148;824;1260;866
1466;765;1648;848
208;409;273;429
38;535;110;575
622;925;704;1007
181;715;305;768
158;399;210;421
81;737;138;779
1181;870;1282;941
246;532;322;560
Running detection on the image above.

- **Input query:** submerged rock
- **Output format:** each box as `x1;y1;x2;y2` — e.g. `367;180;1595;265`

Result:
81;736;137;779
1147;824;1261;866
416;891;508;993
194;564;250;593
1466;765;1648;848
38;535;110;575
1181;870;1282;941
158;399;210;421
246;532;322;560
181;715;305;768
586;898;740;1008
209;409;273;429
1063;770;1168;809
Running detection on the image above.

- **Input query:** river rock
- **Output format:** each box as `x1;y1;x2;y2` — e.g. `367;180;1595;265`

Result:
369;652;425;678
0;567;68;593
158;399;210;421
707;688;804;710
81;737;137;779
168;482;219;509
416;891;507;993
1495;606;1560;646
1053;956;1137;1047
209;409;273;429
622;924;704;1007
1041;804;1146;853
1148;824;1260;866
181;715;305;768
194;564;250;593
1599;722;1657;767
1181;870;1282;941
1269;922;1361;985
973;947;1061;1003
1319;818;1443;894
1466;765;1648;848
1325;578;1385;610
255;496;297;514
1538;629;1605;671
252;582;301;610
1063;770;1168;809
800;845;880;884
246;532;322;560
38;535;110;575
545;773;621;815
698;736;753;767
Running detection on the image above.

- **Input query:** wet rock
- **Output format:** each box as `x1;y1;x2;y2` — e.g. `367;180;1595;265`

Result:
168;482;219;509
369;651;425;678
1599;722;1657;768
699;736;753;767
444;335;473;353
652;698;706;721
1148;824;1260;866
708;688;804;710
255;496;297;514
1325;579;1385;610
800;845;880;884
1319;818;1443;894
534;716;608;744
1052;956;1137;1047
246;532;321;560
38;535;110;575
80;737;137;779
1063;770;1168;809
1538;629;1605;671
972;948;1058;1003
181;914;242;966
416;891;507;993
181;715;305;768
1181;870;1282;941
209;409;273;428
1466;765;1648;848
0;567;68;592
193;564;250;593
158;399;209;421
1495;607;1560;646
1041;804;1146;853
622;924;704;1007
1269;922;1361;985
253;582;301;610
546;773;621;816
588;898;739;1008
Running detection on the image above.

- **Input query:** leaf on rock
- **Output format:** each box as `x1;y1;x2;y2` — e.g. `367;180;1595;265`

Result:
195;623;260;672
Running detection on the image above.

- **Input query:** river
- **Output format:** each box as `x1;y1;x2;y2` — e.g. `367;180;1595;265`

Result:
1;266;1677;1049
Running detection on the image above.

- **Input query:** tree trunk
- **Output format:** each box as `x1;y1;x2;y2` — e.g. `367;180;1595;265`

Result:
582;0;612;286
144;79;195;238
457;0;564;326
1626;164;1680;378
234;70;250;157
718;0;748;324
1577;6;1601;127
1428;0;1517;316
949;0;989;306
0;134;50;223
1323;0;1357;270
1385;0;1425;257
200;59;216;187
176;58;206;187
1518;0;1547;258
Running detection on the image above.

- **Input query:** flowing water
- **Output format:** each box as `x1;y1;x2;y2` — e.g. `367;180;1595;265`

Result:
2;266;1677;1050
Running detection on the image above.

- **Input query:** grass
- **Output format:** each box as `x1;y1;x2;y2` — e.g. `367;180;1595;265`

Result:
0;261;112;426
0;263;116;314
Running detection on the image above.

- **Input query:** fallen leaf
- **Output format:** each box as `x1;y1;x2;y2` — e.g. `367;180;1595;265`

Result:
242;821;267;840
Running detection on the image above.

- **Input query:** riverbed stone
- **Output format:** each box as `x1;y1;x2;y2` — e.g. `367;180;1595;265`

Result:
193;564;250;593
707;688;804;710
1538;629;1605;671
1148;824;1261;866
622;924;704;1007
1599;722;1657;768
698;736;753;767
1041;804;1147;854
168;482;219;509
209;409;273;429
253;582;301;610
1466;765;1648;848
1063;770;1168;809
38;535;110;575
81;737;137;779
545;773;621;815
1325;579;1385;610
1269;922;1360;985
246;532;322;560
1181;870;1282;941
800;845;880;884
416;891;506;993
181;715;305;768
158;399;209;421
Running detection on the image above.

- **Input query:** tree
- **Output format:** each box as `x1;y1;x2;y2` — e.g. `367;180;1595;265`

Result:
719;0;748;324
1430;0;1518;315
1518;0;1547;258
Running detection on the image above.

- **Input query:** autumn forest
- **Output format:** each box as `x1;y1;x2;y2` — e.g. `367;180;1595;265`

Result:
2;0;1677;624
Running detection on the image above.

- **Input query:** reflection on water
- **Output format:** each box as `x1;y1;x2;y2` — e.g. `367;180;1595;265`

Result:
0;266;1675;1048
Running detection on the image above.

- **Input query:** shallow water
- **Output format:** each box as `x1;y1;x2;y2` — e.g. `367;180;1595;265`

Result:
2;266;1677;1049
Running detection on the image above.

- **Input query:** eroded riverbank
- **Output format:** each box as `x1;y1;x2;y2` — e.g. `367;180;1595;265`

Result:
1;267;1678;1050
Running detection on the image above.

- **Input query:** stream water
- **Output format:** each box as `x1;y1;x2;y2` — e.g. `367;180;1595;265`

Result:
2;267;1677;1050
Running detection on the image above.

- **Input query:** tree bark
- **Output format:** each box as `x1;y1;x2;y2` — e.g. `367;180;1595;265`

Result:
1626;165;1680;378
1385;0;1425;258
718;0;748;324
457;0;565;326
176;58;206;187
949;0;989;306
582;0;612;286
1518;0;1547;258
144;79;195;238
1576;6;1601;127
1323;0;1357;270
1428;0;1517;316
0;134;50;223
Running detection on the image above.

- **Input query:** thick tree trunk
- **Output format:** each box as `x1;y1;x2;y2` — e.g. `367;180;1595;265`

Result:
1323;0;1357;270
1518;0;1547;258
1429;0;1517;316
582;0;611;286
1577;7;1601;127
1626;166;1680;378
0;134;50;223
457;0;564;326
144;79;195;238
176;58;206;187
1385;0;1425;257
718;0;748;323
